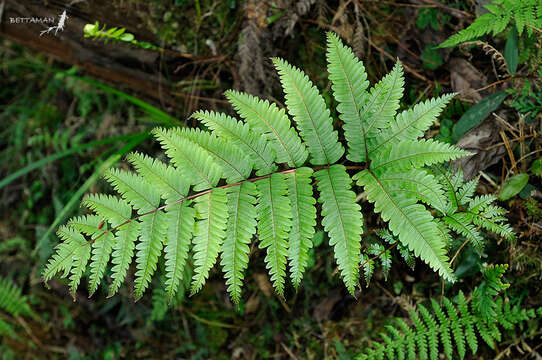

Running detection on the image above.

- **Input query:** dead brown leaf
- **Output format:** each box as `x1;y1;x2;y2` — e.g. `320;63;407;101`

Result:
449;58;487;102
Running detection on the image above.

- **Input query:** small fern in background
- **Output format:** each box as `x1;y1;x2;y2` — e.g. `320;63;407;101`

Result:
440;0;542;48
0;277;35;341
83;22;160;50
357;265;541;360
44;32;514;304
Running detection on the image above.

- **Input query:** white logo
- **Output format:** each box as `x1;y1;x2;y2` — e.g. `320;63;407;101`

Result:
40;10;69;36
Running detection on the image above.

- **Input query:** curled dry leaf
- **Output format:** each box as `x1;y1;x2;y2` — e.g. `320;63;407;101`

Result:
455;117;507;180
449;57;487;102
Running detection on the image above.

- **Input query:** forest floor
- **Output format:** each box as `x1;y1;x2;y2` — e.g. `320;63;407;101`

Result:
0;1;541;359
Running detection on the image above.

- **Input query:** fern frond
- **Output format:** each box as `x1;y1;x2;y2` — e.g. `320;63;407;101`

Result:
43;226;89;284
82;194;132;226
191;188;228;295
153;127;222;191
443;213;484;251
176;128;252;183
0;278;32;317
164;201;195;300
68;235;91;297
440;13;505;48
192;110;277;175
315;165;363;294
456;176;479;206
88;232;114;296
273;57;344;165
358;290;540;360
68;215;104;236
472;264;510;321
104;168;160;213
134;210;167;300
355;169;455;281
225;90;307;167
361;61;404;136
287;167;317;288
44;31;517;303
109;221;139;297
369;94;455;155
68;215;114;296
378;168;448;214
126;152;188;203
370;139;470;173
465;211;516;241
468;194;497;213
221;182;258;304
326;32;370;163
103;168;165;299
440;0;541;47
255;173;292;296
443;297;466;359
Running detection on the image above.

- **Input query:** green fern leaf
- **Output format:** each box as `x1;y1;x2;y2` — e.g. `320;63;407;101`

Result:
456;176;479;206
176;128;252;183
134;211;167;300
225;90;307;167
472;264;510;320
192;110;277;175
369;94;455;155
467;211;515;240
273;57;344;165
468;194;497;213
109;221;139;297
287;167;316;288
68;235;91;297
68;215;104;236
104;168;161;213
191;188;228;295
82;194;132;227
326;32;370;162
371;139;470;173
88;232;114;296
255;173;292;296
457;290;478;353
315;164;363;294
379;168;448;214
359;288;540;360
221;182;258;304
126;152;188;203
410;309;429;359
153;127;222;191
165;201;195;300
355;169;455;281
362;61;405;136
443;213;484;251
68;215;114;296
43;226;87;283
440;13;498;47
0;277;33;317
443;296;466;359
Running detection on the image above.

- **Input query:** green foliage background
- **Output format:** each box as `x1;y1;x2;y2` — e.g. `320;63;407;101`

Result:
1;0;541;358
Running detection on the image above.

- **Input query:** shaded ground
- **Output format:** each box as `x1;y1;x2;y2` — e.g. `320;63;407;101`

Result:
0;1;541;358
